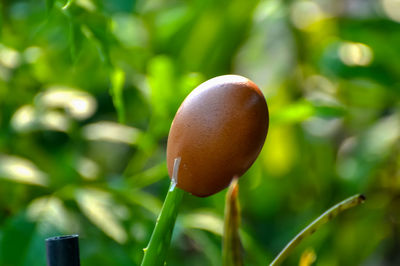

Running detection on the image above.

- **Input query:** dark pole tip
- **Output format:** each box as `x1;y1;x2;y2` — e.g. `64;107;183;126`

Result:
46;234;79;242
46;234;80;266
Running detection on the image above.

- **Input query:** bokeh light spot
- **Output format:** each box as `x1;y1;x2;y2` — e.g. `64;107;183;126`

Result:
82;121;140;144
0;44;21;69
339;42;373;66
290;0;326;30
382;0;400;22
37;87;97;120
0;155;48;186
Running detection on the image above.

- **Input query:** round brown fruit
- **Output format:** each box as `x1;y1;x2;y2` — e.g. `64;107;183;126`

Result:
167;75;269;197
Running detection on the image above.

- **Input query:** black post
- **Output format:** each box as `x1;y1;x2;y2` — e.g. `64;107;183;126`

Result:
46;235;81;266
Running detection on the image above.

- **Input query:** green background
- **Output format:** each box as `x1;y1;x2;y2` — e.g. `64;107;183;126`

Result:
0;0;399;265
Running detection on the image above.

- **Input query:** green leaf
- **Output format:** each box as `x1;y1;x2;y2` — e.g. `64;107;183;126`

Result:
181;211;223;236
271;100;346;125
0;210;65;266
127;162;168;189
0;213;37;266
122;190;162;215
314;105;346;117
110;67;126;124
270;101;315;124
76;188;128;244
147;56;176;117
185;229;221;266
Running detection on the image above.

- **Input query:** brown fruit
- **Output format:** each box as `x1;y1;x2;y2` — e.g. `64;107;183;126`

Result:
166;75;269;197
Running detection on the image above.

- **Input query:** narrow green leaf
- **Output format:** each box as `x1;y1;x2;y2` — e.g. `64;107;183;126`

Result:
269;194;366;266
0;3;3;38
80;24;113;67
81;15;114;67
110;67;126;124
61;0;74;10
223;177;243;266
46;0;55;12
96;41;112;66
69;21;84;62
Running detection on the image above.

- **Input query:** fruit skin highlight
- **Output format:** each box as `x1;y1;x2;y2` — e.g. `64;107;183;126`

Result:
167;75;269;197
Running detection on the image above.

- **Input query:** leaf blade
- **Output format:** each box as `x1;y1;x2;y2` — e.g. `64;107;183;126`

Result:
269;194;365;266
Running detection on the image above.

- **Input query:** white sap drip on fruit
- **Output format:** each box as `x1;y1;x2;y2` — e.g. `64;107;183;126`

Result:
170;157;181;191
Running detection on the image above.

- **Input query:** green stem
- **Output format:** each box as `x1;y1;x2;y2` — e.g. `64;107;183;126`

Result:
110;67;126;124
223;177;243;266
269;194;365;266
141;158;184;266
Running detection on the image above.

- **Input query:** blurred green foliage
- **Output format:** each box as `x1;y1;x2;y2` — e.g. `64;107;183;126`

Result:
0;0;399;265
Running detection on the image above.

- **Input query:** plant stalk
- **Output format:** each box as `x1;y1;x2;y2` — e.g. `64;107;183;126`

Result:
222;177;243;266
141;158;184;266
269;194;365;266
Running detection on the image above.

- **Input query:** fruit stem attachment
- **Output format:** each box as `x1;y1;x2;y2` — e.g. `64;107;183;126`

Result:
141;158;184;266
269;194;365;266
